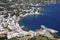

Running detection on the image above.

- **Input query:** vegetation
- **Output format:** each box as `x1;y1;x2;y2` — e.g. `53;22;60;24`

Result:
28;36;36;40
28;36;52;40
0;37;7;40
52;33;60;39
8;37;18;40
0;37;18;40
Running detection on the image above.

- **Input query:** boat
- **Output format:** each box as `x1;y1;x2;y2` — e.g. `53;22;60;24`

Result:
41;25;58;33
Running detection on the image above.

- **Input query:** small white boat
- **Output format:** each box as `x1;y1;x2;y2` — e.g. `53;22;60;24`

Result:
41;25;58;33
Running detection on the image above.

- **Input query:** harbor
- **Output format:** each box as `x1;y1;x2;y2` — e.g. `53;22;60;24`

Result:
0;0;60;40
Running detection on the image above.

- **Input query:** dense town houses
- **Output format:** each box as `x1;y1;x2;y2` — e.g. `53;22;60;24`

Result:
0;7;58;40
0;0;59;40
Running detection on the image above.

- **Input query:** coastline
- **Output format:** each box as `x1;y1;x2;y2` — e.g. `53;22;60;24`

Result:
19;3;60;37
0;0;60;40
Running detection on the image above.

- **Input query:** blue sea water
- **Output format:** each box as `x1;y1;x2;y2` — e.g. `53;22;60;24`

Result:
19;3;60;36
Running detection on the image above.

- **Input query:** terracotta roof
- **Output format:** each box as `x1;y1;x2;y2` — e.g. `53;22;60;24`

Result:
0;34;6;37
36;30;45;32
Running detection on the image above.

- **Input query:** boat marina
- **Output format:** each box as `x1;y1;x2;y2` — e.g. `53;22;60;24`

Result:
0;12;58;40
0;0;60;40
